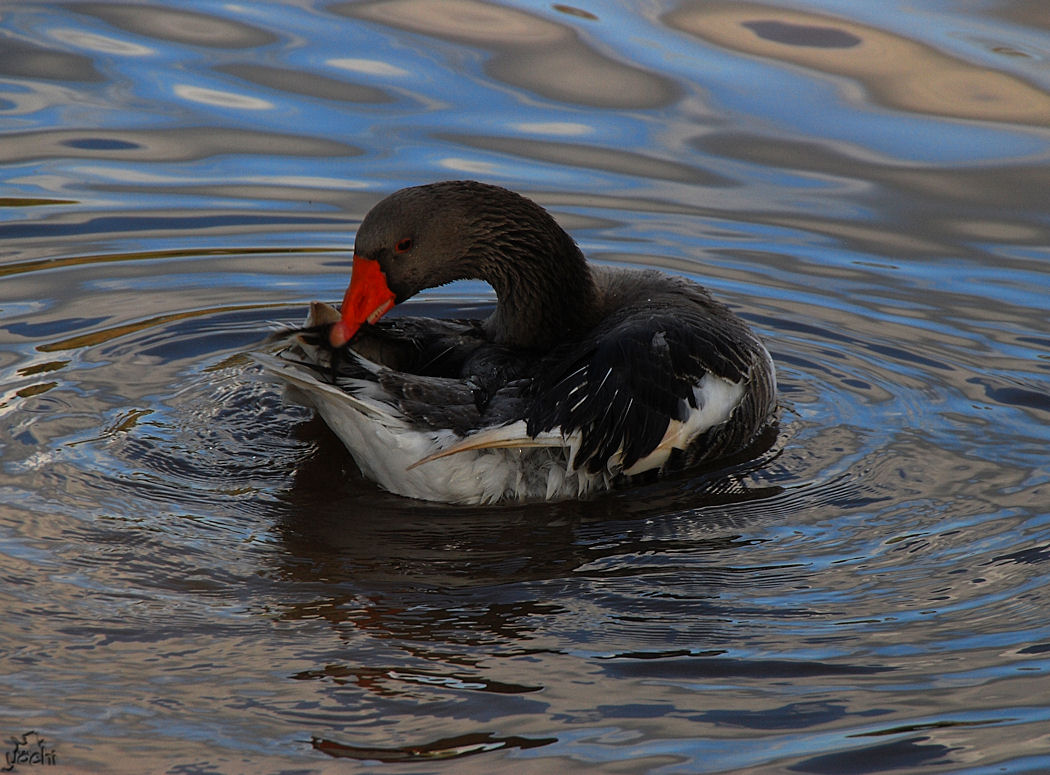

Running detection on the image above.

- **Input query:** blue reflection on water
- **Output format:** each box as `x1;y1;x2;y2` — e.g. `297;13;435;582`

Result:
2;1;1050;773
4;0;1047;216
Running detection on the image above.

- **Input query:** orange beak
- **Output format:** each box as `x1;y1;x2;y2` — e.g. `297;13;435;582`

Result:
329;255;396;348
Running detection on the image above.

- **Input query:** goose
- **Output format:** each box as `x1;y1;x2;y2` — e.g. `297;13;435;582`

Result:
256;180;776;504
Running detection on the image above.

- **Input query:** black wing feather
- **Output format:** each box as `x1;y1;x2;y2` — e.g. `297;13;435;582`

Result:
288;316;536;435
526;303;758;474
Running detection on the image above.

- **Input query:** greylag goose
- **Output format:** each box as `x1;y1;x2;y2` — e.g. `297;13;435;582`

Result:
256;180;776;504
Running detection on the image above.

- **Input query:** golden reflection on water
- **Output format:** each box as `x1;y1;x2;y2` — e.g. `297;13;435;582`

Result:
36;303;276;353
666;1;1050;126
0;127;360;164
217;63;395;105
0;246;327;280
334;0;679;108
441;133;730;185
0;197;79;208
76;2;277;48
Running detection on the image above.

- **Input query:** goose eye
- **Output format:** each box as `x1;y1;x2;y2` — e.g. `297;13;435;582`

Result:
395;238;413;253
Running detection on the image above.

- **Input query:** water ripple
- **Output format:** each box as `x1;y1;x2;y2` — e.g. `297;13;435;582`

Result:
2;0;1049;771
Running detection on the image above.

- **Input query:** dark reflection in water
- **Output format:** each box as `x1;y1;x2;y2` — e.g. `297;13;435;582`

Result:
0;40;103;81
312;731;558;763
1;0;1050;772
742;20;862;49
790;737;954;774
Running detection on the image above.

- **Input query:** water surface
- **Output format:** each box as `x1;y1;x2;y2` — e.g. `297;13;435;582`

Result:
2;1;1049;772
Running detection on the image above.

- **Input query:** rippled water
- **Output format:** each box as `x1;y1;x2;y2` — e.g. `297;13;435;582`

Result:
2;1;1049;772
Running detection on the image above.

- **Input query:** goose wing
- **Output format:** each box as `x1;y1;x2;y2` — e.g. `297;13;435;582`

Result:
524;304;759;475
